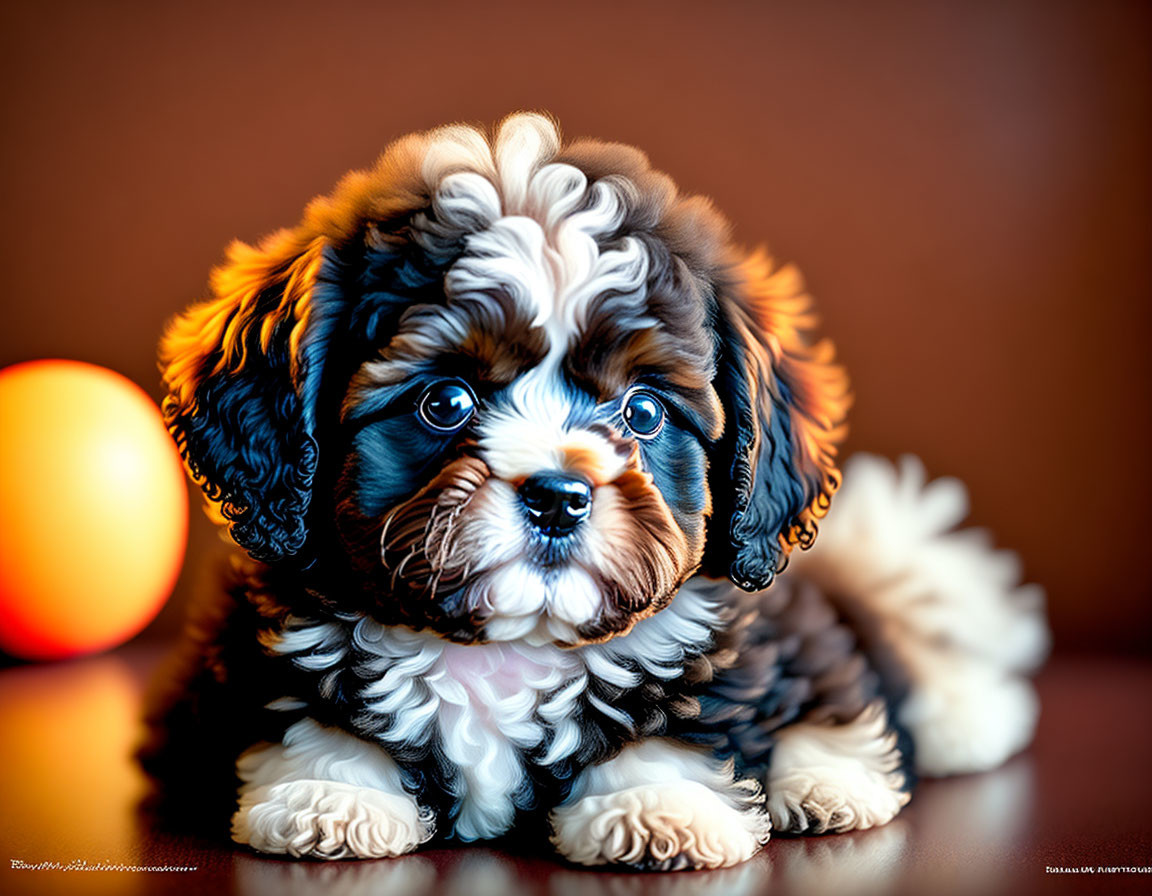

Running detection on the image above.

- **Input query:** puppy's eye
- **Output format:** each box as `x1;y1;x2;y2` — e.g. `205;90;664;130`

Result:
622;389;665;439
417;380;476;432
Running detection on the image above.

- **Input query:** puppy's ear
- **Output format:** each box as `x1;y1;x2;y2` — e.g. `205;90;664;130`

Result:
710;250;851;591
160;227;344;563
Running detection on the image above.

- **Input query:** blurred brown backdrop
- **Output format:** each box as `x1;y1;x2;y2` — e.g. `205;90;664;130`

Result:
0;0;1148;654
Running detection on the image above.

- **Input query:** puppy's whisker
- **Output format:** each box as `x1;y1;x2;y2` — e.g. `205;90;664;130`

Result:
378;508;398;553
393;548;418;581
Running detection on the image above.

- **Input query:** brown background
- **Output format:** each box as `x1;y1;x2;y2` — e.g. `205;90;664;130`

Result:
1;0;1148;654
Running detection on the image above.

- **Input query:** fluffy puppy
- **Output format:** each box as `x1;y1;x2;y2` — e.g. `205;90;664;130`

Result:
141;114;1047;869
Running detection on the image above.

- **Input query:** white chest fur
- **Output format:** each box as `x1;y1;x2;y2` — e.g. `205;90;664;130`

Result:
356;625;587;839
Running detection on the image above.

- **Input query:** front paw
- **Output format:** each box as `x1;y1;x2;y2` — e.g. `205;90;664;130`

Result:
767;773;909;834
766;703;911;834
232;779;433;860
550;781;770;871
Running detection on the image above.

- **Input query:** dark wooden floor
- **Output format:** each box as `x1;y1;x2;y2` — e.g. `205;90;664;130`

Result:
0;645;1148;896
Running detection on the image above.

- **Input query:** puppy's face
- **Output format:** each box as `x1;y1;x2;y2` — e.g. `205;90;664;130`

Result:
160;115;849;648
334;162;722;644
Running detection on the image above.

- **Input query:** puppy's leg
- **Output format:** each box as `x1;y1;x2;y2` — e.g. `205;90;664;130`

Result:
231;718;433;860
766;701;910;834
550;739;770;871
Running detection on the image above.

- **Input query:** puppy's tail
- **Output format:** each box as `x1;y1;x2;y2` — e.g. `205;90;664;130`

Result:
785;454;1049;776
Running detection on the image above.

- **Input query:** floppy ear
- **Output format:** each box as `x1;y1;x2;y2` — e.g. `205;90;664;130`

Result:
160;227;345;563
710;250;851;591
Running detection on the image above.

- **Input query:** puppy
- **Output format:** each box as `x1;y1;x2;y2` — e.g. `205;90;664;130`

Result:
141;113;1047;869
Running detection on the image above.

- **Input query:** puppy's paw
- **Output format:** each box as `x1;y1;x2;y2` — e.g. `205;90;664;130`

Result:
232;779;433;859
767;704;910;834
767;770;909;834
550;780;770;871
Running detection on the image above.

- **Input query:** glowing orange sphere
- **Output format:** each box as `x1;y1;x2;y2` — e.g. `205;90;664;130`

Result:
0;360;188;660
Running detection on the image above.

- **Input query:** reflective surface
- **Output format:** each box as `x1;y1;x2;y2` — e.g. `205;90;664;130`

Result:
0;645;1148;895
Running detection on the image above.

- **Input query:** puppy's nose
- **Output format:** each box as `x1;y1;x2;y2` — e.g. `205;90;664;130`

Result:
519;473;592;535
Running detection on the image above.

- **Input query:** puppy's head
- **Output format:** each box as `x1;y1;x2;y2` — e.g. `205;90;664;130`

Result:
161;114;849;646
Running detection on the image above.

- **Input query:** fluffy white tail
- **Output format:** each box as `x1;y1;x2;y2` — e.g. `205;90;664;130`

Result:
786;454;1049;776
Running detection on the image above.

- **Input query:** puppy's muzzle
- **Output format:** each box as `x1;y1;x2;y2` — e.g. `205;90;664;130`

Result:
518;472;592;536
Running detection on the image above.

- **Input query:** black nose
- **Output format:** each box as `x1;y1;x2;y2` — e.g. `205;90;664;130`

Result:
519;473;592;535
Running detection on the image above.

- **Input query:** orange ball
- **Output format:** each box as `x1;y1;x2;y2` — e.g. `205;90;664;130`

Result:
0;360;188;660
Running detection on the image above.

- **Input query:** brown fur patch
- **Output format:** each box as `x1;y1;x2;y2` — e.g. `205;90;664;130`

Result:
576;464;696;643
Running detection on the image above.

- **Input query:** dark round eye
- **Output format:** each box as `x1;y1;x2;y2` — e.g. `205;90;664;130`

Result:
417;380;476;432
622;389;665;438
